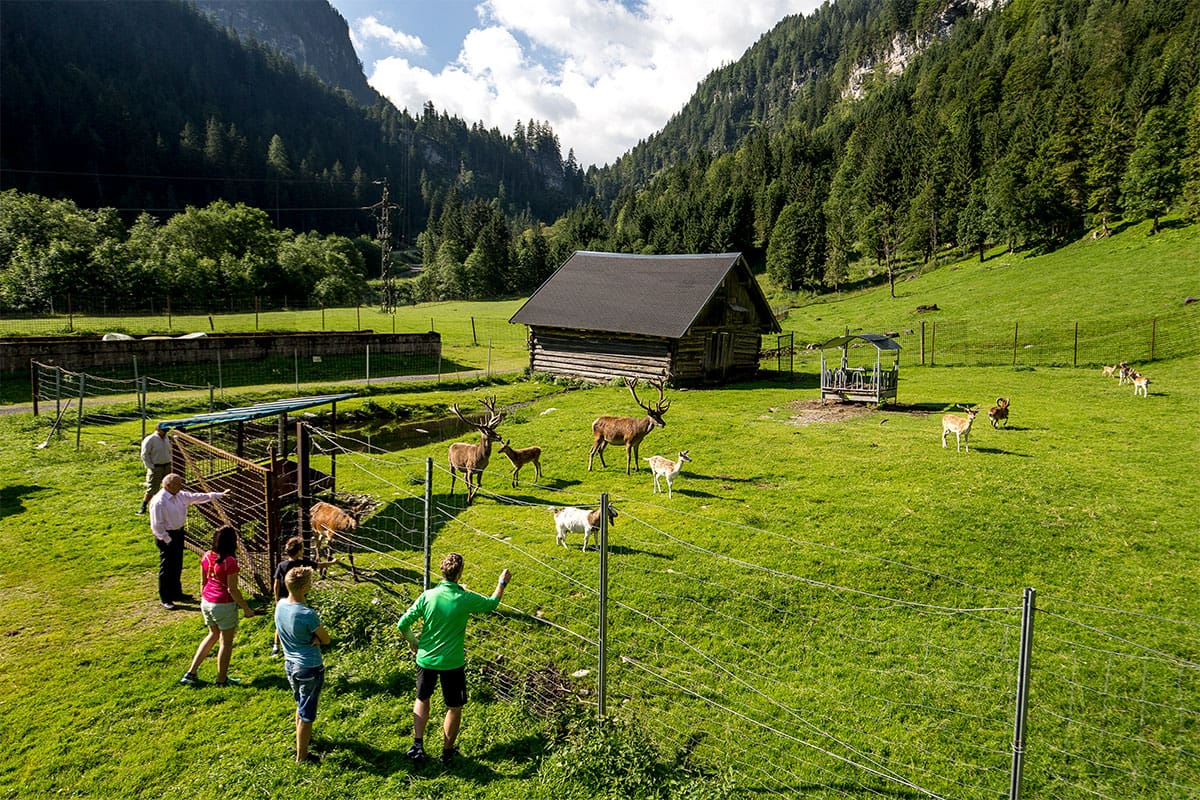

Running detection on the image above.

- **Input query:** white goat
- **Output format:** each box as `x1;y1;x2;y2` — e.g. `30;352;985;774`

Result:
1132;374;1150;397
941;406;978;453
644;451;691;499
550;505;618;551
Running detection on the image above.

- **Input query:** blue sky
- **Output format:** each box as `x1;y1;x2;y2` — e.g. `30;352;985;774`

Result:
328;0;823;169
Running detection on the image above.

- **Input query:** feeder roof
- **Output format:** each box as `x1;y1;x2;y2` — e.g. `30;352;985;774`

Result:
819;333;902;351
159;393;357;429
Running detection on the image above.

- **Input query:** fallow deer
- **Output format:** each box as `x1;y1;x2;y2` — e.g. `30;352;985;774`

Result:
1132;374;1150;397
645;451;691;499
498;439;542;487
941;405;979;452
588;378;670;475
448;396;503;502
988;398;1010;428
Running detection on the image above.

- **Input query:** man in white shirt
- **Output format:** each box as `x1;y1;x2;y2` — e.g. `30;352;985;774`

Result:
139;423;174;515
149;473;227;610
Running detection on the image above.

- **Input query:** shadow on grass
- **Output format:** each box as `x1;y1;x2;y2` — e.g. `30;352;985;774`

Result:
969;446;1031;457
2;484;54;518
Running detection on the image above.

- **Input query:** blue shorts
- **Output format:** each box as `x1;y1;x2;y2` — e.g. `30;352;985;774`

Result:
286;662;325;723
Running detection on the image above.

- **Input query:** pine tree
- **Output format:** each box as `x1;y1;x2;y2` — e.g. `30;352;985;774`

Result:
1120;106;1182;234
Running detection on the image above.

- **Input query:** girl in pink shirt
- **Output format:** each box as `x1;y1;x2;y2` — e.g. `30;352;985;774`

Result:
181;526;258;687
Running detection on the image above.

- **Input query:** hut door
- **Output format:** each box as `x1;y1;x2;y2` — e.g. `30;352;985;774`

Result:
704;332;733;378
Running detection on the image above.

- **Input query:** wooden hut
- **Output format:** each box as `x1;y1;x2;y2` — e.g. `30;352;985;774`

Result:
818;334;901;403
509;251;781;384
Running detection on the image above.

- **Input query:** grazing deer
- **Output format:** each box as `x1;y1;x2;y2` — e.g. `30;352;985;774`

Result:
1132;374;1150;397
498;439;542;487
551;504;619;551
309;499;366;580
1118;362;1137;385
988;398;1010;429
588;378;670;475
645;451;691;499
448;396;503;502
941;405;979;452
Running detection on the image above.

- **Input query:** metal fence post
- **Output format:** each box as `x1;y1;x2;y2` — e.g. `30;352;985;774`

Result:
30;360;40;417
74;373;86;451
1009;587;1036;800
598;492;610;723
423;458;433;590
1073;322;1079;367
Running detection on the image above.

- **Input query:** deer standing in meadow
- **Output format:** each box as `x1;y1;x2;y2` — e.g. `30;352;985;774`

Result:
498;439;542;487
988;398;1010;428
448;396;503;503
1132;374;1150;397
941;405;979;452
588;378;670;475
645;451;691;499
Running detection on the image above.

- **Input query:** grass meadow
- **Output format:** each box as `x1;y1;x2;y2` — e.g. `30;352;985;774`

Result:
1;221;1198;798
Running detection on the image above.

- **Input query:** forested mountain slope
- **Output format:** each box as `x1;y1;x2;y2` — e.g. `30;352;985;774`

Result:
584;0;1199;295
0;0;586;239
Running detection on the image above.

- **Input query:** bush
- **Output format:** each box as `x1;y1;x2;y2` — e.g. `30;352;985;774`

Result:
537;717;733;800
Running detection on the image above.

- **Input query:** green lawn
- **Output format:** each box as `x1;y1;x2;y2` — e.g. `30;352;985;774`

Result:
2;354;1196;798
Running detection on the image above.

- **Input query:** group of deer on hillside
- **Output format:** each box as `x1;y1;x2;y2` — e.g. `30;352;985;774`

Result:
1101;361;1151;397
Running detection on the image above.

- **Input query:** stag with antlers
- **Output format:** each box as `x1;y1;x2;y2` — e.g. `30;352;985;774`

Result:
588;378;670;475
448;396;503;502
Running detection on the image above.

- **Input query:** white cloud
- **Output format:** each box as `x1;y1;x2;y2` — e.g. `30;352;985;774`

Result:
364;0;820;168
357;15;426;55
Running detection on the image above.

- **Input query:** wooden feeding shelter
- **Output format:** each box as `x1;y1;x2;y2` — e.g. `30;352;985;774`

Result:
819;334;901;404
509;251;781;384
158;393;356;592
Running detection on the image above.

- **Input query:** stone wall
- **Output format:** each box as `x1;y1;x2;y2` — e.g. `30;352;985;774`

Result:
1;331;440;373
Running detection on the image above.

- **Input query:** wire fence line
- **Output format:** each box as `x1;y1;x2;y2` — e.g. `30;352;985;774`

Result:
296;425;1198;800
820;307;1200;370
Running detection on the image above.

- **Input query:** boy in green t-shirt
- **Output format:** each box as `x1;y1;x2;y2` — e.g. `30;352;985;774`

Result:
397;552;511;765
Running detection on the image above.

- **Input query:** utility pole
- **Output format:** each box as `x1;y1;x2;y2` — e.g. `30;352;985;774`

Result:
365;178;401;313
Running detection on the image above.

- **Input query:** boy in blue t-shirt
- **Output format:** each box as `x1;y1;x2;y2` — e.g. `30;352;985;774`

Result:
275;565;330;764
271;535;336;657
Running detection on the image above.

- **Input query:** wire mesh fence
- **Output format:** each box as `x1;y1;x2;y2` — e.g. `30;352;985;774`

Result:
882;308;1200;369
296;425;1198;800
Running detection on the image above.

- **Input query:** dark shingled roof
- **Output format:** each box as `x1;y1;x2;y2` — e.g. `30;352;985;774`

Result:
509;251;780;339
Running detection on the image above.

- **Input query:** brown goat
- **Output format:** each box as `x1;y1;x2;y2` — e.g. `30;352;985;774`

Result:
988;397;1010;428
448;396;503;502
498;439;542;487
588;378;670;475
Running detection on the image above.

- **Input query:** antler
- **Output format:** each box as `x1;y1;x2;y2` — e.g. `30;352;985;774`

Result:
626;378;670;413
479;395;503;429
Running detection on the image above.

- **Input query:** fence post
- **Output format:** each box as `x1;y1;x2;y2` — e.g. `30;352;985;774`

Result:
1009;587;1036;800
1073;322;1079;368
598;492;610;723
423;458;433;591
1150;318;1156;360
75;373;86;451
297;422;312;556
471;316;477;346
30;360;39;417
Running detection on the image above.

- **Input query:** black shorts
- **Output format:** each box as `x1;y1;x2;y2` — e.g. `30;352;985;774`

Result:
415;665;467;707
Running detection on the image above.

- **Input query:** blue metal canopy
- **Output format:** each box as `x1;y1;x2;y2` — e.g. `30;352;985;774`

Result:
160;393;357;429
